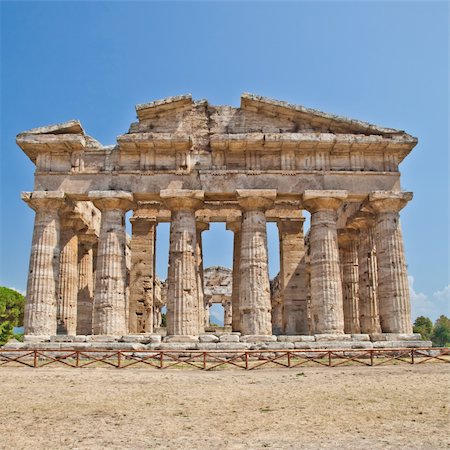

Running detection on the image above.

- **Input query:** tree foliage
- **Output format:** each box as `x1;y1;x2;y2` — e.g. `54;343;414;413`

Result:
413;316;433;340
431;315;450;348
413;315;450;347
0;286;25;346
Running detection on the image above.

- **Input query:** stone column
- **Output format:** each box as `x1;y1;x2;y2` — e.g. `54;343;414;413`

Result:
22;191;65;336
223;300;232;327
348;215;381;334
338;229;361;334
57;229;78;335
303;190;348;334
226;220;242;332
278;218;308;335
237;189;276;336
129;211;157;334
161;189;204;336
366;191;413;334
89;191;133;335
196;220;209;334
77;236;95;335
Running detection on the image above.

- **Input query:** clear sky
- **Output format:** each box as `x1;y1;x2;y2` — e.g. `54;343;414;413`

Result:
1;1;448;323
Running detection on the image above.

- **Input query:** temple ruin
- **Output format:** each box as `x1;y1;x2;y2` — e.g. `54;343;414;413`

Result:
14;93;424;349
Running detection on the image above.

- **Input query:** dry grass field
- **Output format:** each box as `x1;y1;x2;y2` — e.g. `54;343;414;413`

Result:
0;364;449;449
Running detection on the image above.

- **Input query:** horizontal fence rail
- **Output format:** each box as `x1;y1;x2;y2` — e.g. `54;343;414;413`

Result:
0;348;448;370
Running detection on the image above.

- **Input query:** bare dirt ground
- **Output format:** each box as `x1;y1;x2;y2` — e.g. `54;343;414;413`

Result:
0;364;449;450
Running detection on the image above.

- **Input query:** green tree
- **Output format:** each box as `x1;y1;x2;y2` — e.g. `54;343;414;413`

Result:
431;315;450;347
0;287;25;346
413;316;433;340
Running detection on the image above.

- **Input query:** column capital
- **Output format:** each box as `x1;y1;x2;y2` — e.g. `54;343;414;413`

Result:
160;189;204;210
337;228;359;248
131;201;160;222
303;190;348;213
347;211;376;231
196;220;209;233
88;191;133;211
364;191;413;214
236;189;276;211
226;219;241;233
277;217;304;233
21;191;65;211
78;232;98;246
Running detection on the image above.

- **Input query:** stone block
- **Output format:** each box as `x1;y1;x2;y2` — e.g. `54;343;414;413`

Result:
293;342;315;349
158;343;199;350
240;335;277;343
370;333;422;342
32;343;62;350
50;335;76;343
314;334;352;342
349;342;373;349
23;335;51;343
1;341;26;350
216;342;250;350
120;334;162;344
163;335;199;343
351;334;370;342
73;335;91;343
90;335;119;342
373;340;429;349
219;334;240;343
197;343;218;350
294;341;355;350
277;335;315;343
60;343;92;350
199;335;219;343
249;342;295;350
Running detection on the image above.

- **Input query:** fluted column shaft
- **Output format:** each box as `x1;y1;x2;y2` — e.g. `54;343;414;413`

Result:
357;226;381;333
167;210;199;335
77;238;95;335
227;220;242;332
339;231;360;334
23;192;65;335
368;192;413;333
223;300;232;327
161;189;204;336
129;215;156;333
278;219;308;334
57;229;78;334
237;190;276;335
196;222;209;334
303;190;347;334
89;191;133;335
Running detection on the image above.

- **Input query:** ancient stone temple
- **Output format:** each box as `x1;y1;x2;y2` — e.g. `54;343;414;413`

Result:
16;93;422;348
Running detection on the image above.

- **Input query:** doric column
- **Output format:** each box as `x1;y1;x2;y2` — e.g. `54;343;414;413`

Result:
303;190;348;334
57;228;78;335
226;220;242;332
237;189;276;335
22;191;65;336
76;235;96;335
338;229;361;334
161;189;204;336
196;220;209;334
129;207;157;334
278;218;308;334
348;215;381;334
89;191;133;335
366;191;413;333
223;300;232;327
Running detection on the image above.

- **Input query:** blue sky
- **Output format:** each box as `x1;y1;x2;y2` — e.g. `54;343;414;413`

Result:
1;1;448;322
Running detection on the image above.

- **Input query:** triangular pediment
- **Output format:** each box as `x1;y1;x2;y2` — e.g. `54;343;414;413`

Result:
240;93;408;137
